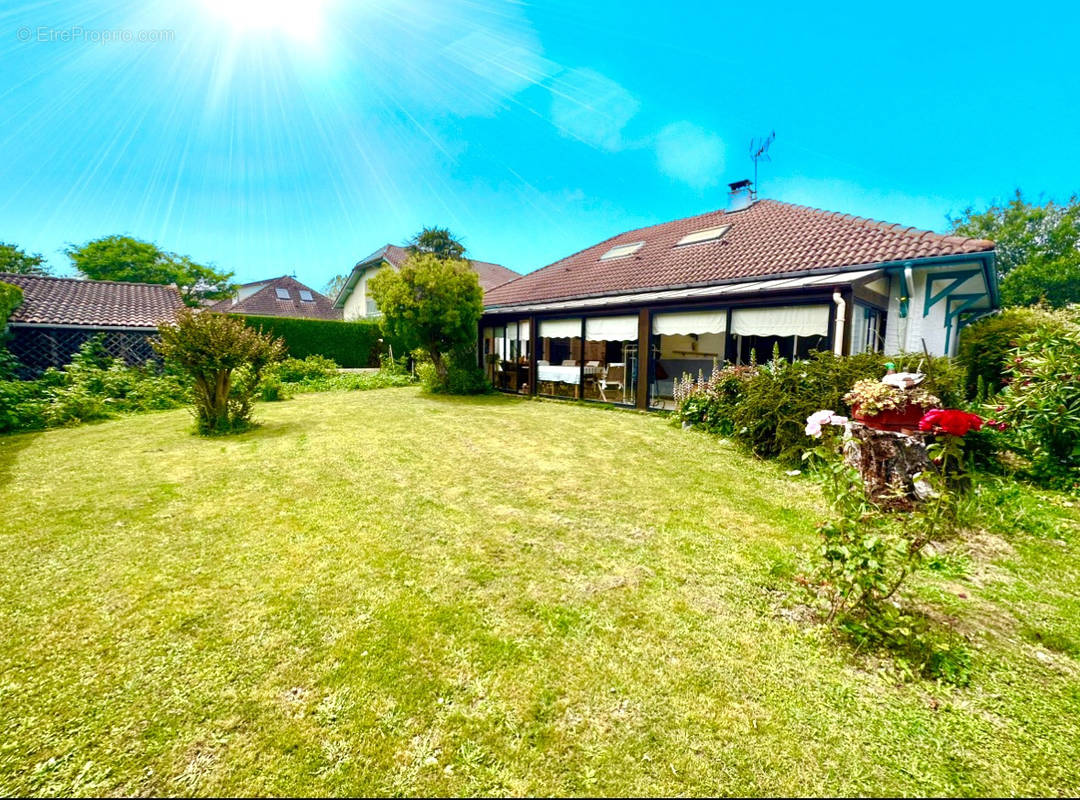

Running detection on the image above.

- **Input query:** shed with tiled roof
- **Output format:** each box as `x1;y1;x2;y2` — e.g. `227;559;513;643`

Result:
0;273;185;377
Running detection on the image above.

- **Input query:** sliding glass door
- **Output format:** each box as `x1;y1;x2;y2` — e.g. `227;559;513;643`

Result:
582;315;638;405
648;309;727;409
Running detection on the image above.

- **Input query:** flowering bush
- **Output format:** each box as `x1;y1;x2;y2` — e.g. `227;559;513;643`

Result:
675;351;904;462
991;305;1080;488
844;379;940;417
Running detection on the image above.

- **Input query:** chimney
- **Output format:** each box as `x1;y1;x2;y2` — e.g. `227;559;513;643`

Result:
727;179;754;211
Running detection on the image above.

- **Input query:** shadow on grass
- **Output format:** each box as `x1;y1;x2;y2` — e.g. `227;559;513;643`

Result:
0;431;34;490
838;605;974;686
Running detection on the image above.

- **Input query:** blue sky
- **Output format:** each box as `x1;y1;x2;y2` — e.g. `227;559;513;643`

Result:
1;0;1077;290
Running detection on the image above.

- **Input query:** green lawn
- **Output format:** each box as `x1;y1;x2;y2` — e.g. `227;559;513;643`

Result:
1;387;1078;796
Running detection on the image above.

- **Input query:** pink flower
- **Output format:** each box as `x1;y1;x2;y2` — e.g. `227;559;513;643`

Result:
805;410;847;438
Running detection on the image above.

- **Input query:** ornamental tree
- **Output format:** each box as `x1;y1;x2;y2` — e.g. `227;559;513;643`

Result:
155;309;285;435
368;251;484;385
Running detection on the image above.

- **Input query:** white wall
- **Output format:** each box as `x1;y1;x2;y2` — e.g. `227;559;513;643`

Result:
342;264;388;321
883;263;987;357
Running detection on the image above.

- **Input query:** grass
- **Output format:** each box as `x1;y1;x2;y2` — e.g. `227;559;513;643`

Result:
1;387;1078;795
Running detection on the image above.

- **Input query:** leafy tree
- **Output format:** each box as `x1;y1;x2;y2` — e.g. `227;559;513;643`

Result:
950;190;1080;307
322;273;348;300
407;226;466;261
155;309;285;435
65;235;235;306
368;252;483;386
999;257;1080;308
0;241;51;275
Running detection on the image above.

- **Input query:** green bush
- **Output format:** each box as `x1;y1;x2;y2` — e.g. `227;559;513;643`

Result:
157;310;285;435
415;345;491;395
234;315;402;368
0;337;189;434
674;350;956;464
957;308;1054;399
993;306;1080;488
272;355;339;383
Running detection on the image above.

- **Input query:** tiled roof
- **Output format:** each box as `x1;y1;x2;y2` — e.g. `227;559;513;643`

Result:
210;276;342;320
362;244;519;292
0;273;185;327
483;199;995;308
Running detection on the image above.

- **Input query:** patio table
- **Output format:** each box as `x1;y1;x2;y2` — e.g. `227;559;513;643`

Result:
537;364;601;398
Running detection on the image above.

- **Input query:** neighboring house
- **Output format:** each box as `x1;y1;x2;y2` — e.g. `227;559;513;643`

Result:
479;193;997;410
333;244;518;320
0;272;185;377
210;275;341;320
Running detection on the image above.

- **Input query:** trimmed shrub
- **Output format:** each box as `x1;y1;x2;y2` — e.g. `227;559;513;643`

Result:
957;308;1054;399
234;315;402;368
157;310;285;435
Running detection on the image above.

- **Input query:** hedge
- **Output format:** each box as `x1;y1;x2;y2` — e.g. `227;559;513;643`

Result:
233;315;402;368
0;281;23;330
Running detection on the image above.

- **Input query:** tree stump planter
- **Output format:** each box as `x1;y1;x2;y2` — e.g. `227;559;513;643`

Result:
850;402;931;434
844;422;931;508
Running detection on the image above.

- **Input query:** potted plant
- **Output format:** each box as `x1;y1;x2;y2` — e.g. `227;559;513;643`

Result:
844;379;940;433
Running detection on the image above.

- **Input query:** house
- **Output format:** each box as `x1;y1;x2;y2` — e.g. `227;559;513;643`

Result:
0;273;185;376
478;193;997;410
209;275;341;320
333;244;517;320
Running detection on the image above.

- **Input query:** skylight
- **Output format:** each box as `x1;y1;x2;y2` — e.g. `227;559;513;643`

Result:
675;225;730;247
599;241;645;260
275;288;291;299
299;290;314;302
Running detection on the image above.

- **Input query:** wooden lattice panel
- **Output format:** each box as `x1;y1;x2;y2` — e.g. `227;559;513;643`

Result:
7;327;162;378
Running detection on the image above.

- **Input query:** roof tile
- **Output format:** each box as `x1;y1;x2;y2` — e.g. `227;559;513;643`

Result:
1;273;185;327
210;276;341;320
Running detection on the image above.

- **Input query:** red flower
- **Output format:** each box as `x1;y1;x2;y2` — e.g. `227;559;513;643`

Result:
918;408;984;437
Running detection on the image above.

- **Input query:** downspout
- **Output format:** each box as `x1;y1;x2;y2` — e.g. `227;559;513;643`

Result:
832;291;846;356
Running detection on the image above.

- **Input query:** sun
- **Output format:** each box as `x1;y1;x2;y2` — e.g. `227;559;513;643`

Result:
202;0;329;43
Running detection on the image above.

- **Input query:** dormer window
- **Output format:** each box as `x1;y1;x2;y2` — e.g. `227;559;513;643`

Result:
599;241;645;260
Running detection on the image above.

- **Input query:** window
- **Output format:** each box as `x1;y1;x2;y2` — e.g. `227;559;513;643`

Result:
583;316;638;405
675;225;730;247
365;298;378;316
599;241;645;260
851;303;884;355
490;320;531;394
537;318;582;399
299;290;314;302
649;309;728;409
275;288;291;299
729;305;830;363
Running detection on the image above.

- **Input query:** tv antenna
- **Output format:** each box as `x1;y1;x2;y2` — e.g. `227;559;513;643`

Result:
749;131;776;198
